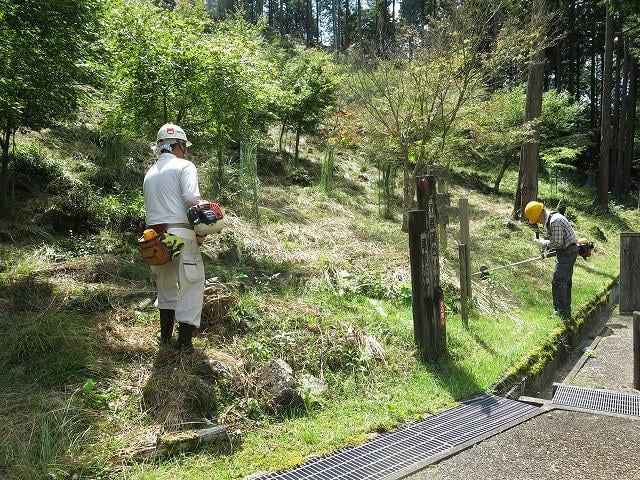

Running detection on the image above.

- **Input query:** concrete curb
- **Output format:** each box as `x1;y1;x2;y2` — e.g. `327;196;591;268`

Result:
492;277;619;398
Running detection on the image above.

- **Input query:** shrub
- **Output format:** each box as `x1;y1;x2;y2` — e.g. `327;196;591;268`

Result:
100;192;146;232
12;142;70;195
45;182;100;233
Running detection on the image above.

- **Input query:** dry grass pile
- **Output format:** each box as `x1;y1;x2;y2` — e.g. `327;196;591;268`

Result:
141;350;240;429
201;279;239;331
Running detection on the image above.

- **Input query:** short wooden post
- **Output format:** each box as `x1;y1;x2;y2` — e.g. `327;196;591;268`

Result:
620;233;640;315
458;198;472;299
634;312;640;391
459;243;469;328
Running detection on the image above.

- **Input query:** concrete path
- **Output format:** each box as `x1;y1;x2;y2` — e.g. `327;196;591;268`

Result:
570;312;636;392
406;311;640;480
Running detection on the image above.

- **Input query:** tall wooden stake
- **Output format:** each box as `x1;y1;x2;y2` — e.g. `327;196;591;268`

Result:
620;233;640;315
459;243;469;328
459;198;472;299
634;312;640;391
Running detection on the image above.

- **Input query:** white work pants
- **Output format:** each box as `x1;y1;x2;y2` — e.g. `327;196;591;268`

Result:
151;238;205;327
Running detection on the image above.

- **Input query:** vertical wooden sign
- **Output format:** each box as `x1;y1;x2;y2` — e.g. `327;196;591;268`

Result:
409;175;446;360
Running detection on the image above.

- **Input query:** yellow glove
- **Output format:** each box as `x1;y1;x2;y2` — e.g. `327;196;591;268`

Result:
160;233;185;259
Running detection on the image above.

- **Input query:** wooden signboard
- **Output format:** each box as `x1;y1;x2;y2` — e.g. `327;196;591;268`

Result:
409;175;446;360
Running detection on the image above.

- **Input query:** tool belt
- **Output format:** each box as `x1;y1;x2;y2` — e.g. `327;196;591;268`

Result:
138;223;191;266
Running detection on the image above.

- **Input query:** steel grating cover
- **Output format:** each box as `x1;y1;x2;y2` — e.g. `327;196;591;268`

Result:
552;383;640;417
256;395;537;480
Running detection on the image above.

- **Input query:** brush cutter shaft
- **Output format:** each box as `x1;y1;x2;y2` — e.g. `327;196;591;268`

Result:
472;251;556;277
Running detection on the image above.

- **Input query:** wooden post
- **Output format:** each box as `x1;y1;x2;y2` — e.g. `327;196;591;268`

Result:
620;233;640;315
437;176;447;250
409;210;430;356
634;312;640;391
409;175;446;360
458;198;472;299
427;166;450;251
459;243;469;328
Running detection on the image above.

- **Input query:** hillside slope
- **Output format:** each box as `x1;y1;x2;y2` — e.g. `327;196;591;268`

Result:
0;131;636;479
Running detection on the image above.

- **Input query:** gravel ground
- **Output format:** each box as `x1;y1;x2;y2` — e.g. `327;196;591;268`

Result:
408;410;640;480
570;312;637;392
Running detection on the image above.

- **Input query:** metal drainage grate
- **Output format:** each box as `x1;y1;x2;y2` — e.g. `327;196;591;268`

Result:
552;383;640;417
257;395;537;480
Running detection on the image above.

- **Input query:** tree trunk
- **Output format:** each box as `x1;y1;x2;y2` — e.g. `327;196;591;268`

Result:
554;0;562;91
268;0;274;26
568;0;576;97
614;36;628;198
555;42;562;90
575;27;581;102
0;126;10;212
611;29;623;188
332;0;339;51
401;144;410;232
514;0;546;219
306;0;313;44
356;0;361;40
294;126;301;165
590;31;597;128
494;156;513;194
316;0;320;42
598;4;613;207
623;57;638;194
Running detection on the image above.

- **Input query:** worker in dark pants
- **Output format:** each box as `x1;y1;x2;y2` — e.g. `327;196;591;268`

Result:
524;201;578;320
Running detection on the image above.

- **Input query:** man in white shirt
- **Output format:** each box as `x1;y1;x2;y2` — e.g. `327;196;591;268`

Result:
143;123;204;352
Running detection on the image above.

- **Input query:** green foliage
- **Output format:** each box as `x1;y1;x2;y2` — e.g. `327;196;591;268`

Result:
12;143;69;195
274;47;339;144
45;183;101;233
104;2;280;147
456;85;586;174
100;192;146;231
0;0;101;133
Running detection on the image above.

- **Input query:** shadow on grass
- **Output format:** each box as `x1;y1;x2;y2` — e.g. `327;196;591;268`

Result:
469;332;500;357
419;350;484;401
575;261;617;280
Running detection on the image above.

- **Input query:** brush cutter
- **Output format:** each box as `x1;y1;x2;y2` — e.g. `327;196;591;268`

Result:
473;249;557;279
473;238;594;279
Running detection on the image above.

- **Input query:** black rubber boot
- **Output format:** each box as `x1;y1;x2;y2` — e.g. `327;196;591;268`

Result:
159;309;175;346
175;322;196;353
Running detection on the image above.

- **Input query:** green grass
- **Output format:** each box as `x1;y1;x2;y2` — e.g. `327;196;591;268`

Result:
112;240;622;479
1;138;639;479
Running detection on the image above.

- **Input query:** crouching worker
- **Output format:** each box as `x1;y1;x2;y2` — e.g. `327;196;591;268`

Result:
524;201;578;320
142;123;205;352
